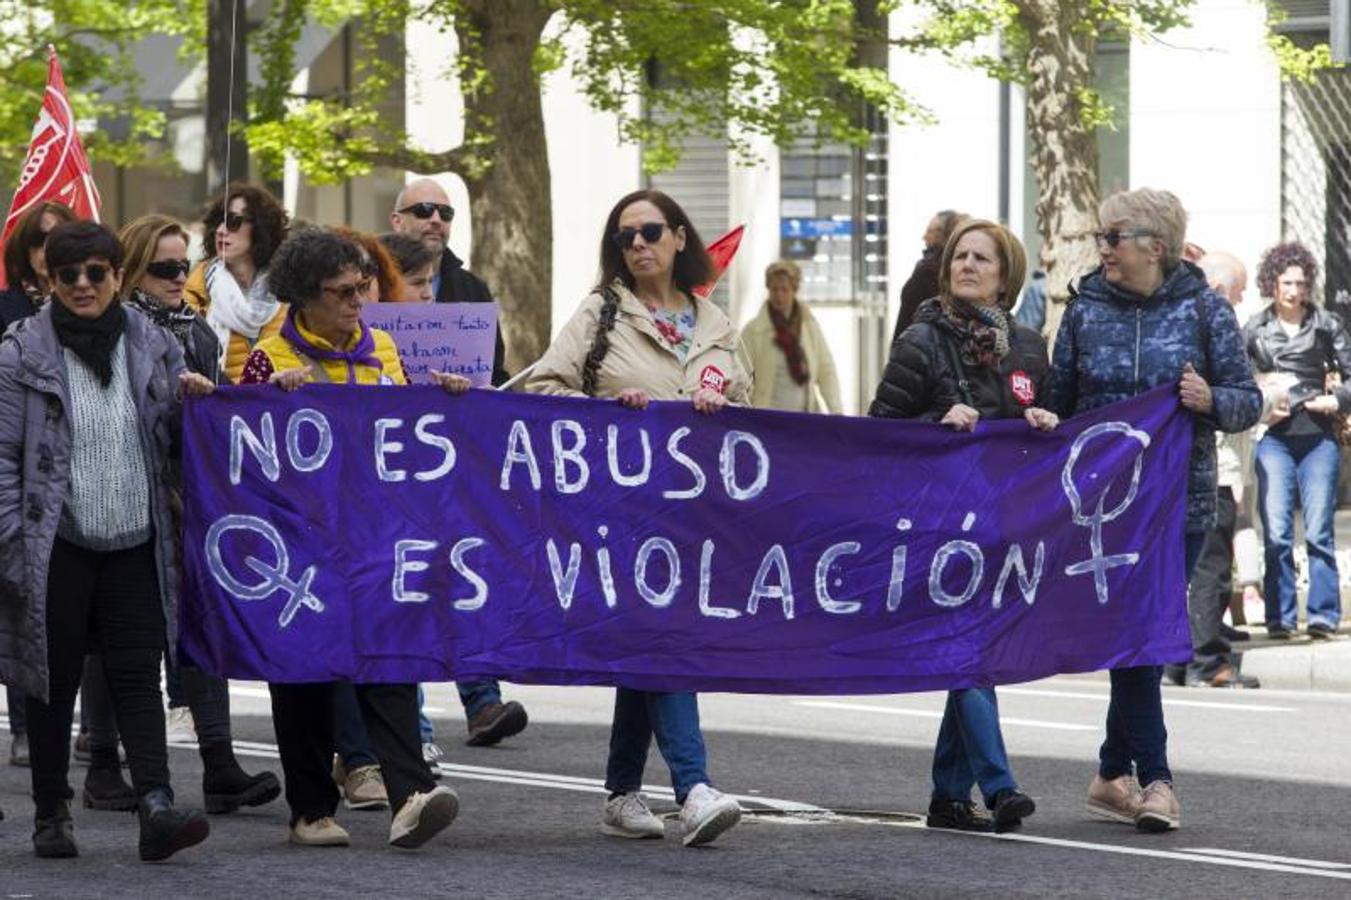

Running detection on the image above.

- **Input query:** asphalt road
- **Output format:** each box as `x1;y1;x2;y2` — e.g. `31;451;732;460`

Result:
1;676;1349;899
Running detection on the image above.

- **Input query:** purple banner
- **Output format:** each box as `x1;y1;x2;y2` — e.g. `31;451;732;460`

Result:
360;302;499;386
179;385;1193;693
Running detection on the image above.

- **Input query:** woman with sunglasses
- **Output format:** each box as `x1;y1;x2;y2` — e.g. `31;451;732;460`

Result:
0;220;216;861
238;227;465;850
115;214;284;814
183;182;289;383
528;189;748;848
869;219;1050;835
1048;188;1261;833
0;201;77;332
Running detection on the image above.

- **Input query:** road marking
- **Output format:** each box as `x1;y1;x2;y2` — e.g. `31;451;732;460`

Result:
793;700;1096;732
998;687;1297;713
1177;847;1351;870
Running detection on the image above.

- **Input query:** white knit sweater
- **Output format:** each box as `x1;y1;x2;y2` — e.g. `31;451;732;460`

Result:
58;340;152;551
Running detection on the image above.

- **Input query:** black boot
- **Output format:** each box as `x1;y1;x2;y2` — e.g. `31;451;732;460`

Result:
925;798;994;832
991;789;1036;833
200;741;281;814
137;788;209;862
83;744;137;811
33;800;78;858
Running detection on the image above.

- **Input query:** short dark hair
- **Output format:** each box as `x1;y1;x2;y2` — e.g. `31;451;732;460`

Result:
379;232;437;275
267;228;365;308
597;189;714;294
202;182;290;270
3;201;76;286
1256;242;1319;301
44;221;123;272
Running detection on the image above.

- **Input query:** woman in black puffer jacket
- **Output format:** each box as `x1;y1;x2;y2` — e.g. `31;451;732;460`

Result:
869;219;1058;835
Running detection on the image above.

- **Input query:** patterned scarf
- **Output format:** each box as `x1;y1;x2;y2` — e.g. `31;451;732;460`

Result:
940;294;1011;369
281;307;382;383
126;288;197;346
769;303;809;385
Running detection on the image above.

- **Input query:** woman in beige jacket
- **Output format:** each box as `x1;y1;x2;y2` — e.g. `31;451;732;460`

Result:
740;260;842;413
529;189;748;848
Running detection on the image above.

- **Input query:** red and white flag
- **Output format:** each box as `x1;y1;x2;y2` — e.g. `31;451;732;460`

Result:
692;224;744;300
0;46;101;281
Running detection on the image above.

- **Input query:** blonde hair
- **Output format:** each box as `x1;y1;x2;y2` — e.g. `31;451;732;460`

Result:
937;219;1027;311
118;214;189;299
1098;188;1188;270
764;259;801;290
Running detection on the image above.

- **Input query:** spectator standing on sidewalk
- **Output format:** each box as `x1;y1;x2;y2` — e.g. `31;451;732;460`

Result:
1049;188;1261;833
891;210;966;342
1244;242;1349;640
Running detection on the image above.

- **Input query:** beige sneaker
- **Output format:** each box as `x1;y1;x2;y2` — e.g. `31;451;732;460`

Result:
342;765;389;811
289;816;351;847
1086;774;1142;824
1135;780;1181;833
389;786;459;848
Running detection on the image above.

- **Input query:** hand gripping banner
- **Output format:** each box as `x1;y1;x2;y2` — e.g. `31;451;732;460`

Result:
179;385;1193;692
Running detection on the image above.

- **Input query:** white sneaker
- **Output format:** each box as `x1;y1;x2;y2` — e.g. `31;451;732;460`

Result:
601;792;665;839
422;742;445;779
165;707;196;744
679;783;741;847
389;786;459;848
290;816;351;847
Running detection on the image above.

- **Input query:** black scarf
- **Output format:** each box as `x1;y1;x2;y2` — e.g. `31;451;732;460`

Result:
50;298;127;387
127;288;196;346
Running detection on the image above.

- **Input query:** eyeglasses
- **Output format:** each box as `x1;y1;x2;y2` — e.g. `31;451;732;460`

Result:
1094;229;1154;250
144;259;191;280
223;212;252;232
55;264;111;286
399;202;454;222
612;222;667;250
321;278;373;303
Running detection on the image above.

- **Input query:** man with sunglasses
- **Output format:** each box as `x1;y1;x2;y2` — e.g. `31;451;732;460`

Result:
389;179;527;751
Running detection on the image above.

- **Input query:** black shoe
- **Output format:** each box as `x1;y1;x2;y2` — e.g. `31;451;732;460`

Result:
1162;665;1188;687
200;741;281;814
925;799;994;832
465;701;528;747
33;801;78;858
991;789;1036;833
1219;624;1251;643
1308;623;1337;640
138;788;209;862
1266;626;1293;640
84;745;137;811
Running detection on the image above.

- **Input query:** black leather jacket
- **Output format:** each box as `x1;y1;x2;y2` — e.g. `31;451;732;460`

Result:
1244;303;1351;415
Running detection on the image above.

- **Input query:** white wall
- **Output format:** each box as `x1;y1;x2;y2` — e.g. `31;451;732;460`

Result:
1130;0;1282;290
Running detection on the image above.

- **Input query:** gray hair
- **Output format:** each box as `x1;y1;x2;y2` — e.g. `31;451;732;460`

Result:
1098;188;1188;270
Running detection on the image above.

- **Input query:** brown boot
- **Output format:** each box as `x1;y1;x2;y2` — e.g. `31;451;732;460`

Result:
465;701;528;747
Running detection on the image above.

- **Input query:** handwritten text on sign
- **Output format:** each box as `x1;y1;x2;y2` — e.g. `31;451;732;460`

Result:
362;302;499;386
179;386;1194;692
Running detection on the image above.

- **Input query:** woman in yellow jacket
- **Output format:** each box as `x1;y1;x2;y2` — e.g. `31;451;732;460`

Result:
239;228;465;851
740;260;842;413
529;189;749;848
183;183;289;382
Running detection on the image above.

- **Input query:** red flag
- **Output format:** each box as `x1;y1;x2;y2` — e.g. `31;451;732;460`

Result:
0;46;101;281
692;224;744;299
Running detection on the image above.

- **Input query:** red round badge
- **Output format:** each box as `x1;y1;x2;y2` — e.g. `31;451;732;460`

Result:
1009;370;1035;406
699;365;728;394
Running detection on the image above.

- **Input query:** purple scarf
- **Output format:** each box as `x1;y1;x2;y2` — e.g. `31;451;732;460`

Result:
282;308;382;383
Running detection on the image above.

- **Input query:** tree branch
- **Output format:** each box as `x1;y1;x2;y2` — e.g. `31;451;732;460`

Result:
349;142;491;183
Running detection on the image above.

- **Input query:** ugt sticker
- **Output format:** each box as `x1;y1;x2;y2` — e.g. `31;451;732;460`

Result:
699;365;727;394
1009;370;1036;406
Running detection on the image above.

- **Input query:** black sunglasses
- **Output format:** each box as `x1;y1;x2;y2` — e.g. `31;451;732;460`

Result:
55;264;111;286
322;278;373;303
612;222;667;250
1094;229;1154;249
399;202;454;222
145;259;191;280
223;211;252;232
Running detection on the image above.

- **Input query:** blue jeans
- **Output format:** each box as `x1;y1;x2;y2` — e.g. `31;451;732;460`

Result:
1098;532;1204;787
417;686;434;743
931;687;1017;806
605;689;709;805
457;679;501;720
6;685;26;734
1256;432;1342;631
333;682;379;769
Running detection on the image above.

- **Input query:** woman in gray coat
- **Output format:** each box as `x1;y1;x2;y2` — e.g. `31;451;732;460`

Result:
0;221;214;861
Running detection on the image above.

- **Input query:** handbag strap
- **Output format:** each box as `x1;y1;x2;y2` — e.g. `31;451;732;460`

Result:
939;330;975;407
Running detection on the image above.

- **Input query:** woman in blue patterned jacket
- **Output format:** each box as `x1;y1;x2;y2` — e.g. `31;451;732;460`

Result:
1048;188;1260;834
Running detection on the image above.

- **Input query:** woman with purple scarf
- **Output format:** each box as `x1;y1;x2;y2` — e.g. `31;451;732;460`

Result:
239;228;468;850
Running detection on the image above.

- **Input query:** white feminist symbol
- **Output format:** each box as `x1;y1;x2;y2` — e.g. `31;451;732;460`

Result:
204;515;325;628
1061;422;1151;605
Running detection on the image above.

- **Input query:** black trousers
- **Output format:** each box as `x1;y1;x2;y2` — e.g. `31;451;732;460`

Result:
268;681;432;825
26;539;170;812
84;654;234;748
1171;486;1239;680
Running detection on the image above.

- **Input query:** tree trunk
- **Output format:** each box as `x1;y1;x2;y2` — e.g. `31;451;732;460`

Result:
1015;1;1102;347
458;0;555;375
